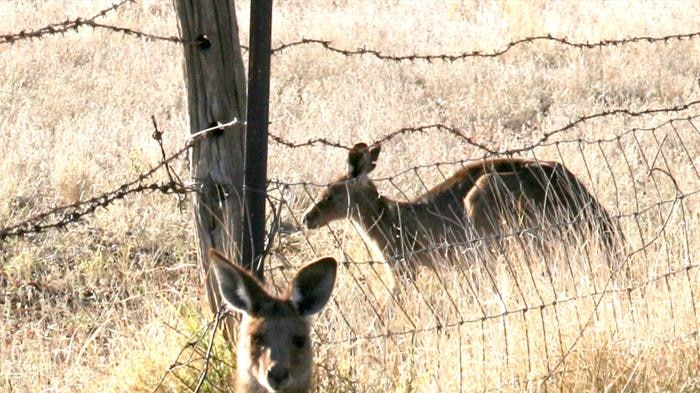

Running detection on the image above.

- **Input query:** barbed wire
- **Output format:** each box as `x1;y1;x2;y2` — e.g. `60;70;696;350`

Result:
269;100;700;154
79;20;188;44
0;146;190;243
0;118;243;244
4;6;700;389
269;32;700;61
4;5;700;64
0;123;185;243
0;0;138;45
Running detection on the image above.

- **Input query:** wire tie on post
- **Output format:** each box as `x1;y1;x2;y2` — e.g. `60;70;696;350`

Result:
186;118;247;147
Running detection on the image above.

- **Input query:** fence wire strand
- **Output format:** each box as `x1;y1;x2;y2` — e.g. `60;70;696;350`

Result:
4;4;700;64
269;100;700;154
0;0;136;45
269;32;700;61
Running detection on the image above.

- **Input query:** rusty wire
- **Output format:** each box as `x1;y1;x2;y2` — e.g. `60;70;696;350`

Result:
4;6;700;64
269;32;700;61
0;0;139;45
269;100;700;154
0;138;190;243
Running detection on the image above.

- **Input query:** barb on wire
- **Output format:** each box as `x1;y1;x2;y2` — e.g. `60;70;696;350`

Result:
0;158;189;242
269;134;352;150
269;100;700;155
0;0;137;45
152;116;187;208
270;32;700;62
0;144;189;244
81;20;188;44
0;117;246;243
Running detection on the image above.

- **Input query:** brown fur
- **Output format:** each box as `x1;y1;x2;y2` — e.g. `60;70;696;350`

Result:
209;249;337;393
303;143;620;276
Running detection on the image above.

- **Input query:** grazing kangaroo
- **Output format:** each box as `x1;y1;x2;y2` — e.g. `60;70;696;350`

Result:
210;249;337;393
302;142;618;276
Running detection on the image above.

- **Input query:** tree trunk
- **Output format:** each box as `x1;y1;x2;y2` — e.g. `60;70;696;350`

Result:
174;0;247;341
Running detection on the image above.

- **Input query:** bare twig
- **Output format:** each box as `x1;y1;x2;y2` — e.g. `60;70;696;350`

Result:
193;307;226;393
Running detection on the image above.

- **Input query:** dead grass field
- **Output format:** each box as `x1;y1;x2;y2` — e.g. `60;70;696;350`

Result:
1;1;700;392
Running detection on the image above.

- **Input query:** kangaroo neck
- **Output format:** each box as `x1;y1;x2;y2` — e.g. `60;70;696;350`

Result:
348;194;403;257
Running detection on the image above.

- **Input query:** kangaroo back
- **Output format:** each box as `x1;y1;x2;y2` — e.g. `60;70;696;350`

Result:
421;158;535;202
463;159;621;249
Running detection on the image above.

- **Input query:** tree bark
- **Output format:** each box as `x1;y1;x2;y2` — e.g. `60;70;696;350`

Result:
174;0;247;341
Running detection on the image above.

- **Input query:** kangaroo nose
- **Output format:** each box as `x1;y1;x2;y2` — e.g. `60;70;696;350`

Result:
267;365;290;389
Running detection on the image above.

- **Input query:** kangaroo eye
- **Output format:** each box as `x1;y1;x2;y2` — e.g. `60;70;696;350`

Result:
292;335;306;348
251;334;264;346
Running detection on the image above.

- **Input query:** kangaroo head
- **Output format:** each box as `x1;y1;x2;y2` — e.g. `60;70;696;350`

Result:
303;142;382;229
210;249;337;392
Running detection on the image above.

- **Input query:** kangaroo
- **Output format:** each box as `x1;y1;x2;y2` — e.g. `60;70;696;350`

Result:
302;142;618;276
210;249;337;393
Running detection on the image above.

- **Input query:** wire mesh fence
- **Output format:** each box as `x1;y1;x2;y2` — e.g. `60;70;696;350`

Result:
256;111;700;391
145;108;700;391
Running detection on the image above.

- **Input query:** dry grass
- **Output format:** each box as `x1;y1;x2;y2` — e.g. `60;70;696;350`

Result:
1;0;700;392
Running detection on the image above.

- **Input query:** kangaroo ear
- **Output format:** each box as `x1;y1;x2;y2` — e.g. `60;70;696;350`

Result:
287;257;338;317
209;249;271;316
369;144;381;163
347;143;381;178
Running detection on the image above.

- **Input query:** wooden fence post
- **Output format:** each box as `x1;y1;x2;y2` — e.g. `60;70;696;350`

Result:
174;0;248;340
